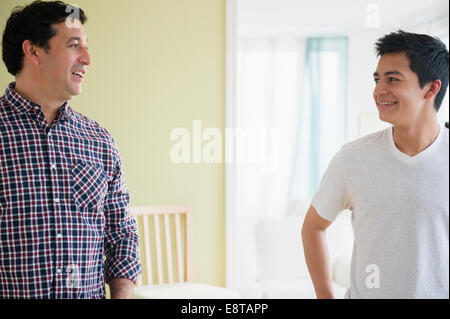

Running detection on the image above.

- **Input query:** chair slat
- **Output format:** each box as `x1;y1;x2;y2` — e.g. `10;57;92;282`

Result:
143;215;153;285
185;211;192;282
174;213;183;282
164;214;174;283
153;214;163;284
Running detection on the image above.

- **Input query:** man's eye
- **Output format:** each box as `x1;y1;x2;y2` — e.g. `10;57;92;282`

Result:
389;77;399;82
374;78;379;83
70;43;79;48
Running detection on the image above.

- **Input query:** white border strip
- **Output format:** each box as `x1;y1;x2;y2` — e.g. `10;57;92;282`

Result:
225;0;238;291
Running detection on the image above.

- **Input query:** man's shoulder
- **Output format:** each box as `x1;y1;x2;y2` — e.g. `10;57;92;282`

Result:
68;107;114;143
340;127;390;157
0;95;10;123
443;123;449;139
441;123;449;149
0;94;18;126
69;109;120;156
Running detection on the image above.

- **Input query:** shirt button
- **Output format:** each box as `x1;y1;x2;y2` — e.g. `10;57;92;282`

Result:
54;198;60;203
50;163;56;170
56;233;62;239
56;268;62;274
33;106;39;111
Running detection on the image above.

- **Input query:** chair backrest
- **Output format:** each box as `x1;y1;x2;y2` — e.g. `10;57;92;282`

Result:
130;205;193;286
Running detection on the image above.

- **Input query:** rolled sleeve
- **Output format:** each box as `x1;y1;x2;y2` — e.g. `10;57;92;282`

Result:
103;144;142;284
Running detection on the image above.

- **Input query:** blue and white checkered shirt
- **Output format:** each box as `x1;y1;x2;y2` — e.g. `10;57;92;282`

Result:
0;82;142;298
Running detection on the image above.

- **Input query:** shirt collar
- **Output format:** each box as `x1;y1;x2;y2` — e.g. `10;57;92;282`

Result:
4;82;74;122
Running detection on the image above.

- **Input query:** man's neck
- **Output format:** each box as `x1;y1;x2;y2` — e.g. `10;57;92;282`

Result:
14;77;65;126
392;118;440;157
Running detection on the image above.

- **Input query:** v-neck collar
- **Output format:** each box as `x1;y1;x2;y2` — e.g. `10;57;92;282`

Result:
387;123;445;164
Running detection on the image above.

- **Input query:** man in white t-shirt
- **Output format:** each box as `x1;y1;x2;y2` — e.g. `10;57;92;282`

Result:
301;30;449;299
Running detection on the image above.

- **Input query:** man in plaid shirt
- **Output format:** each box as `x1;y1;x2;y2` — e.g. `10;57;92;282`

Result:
0;1;142;298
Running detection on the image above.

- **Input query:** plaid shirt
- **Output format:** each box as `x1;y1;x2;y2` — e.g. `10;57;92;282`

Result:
0;83;142;298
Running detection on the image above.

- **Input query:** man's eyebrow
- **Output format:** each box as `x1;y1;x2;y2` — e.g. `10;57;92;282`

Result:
373;71;404;77
66;37;88;44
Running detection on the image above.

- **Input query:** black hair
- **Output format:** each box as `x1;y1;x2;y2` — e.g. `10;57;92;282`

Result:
375;30;449;111
2;0;87;76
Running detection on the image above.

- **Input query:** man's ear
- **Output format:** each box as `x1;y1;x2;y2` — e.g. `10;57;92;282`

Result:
22;40;41;67
424;79;441;99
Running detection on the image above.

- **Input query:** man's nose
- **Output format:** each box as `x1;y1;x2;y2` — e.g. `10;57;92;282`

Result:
79;46;91;66
374;81;388;96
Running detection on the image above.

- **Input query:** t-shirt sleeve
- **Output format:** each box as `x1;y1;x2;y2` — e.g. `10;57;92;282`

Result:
311;148;351;222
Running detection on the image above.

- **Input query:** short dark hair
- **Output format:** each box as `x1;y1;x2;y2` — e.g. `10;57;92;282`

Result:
375;30;449;111
2;0;87;76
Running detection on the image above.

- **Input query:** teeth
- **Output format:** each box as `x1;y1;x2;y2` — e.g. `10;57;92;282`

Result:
73;72;83;77
379;102;396;105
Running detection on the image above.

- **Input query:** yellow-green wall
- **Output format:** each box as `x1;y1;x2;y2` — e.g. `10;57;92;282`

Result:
0;0;226;289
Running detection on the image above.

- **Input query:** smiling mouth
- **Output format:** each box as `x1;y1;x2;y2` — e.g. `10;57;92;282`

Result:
377;101;397;110
71;71;84;79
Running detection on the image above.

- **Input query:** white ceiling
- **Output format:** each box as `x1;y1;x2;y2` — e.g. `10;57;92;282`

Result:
238;0;449;32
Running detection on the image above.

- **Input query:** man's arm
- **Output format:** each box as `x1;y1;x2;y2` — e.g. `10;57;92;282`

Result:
301;205;334;299
103;138;142;298
109;278;135;299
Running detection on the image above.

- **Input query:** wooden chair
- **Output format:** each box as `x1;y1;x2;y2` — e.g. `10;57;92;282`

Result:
130;205;241;299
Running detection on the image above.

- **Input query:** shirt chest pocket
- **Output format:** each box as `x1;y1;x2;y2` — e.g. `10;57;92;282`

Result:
71;161;108;211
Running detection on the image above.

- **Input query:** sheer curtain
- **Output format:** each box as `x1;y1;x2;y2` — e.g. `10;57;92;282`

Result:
234;37;306;291
235;37;306;219
288;37;348;205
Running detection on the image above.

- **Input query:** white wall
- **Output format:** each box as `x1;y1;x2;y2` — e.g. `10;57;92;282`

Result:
346;27;393;140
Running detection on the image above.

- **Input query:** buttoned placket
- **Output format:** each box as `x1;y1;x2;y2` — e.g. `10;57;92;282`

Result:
48;125;67;297
31;105;66;297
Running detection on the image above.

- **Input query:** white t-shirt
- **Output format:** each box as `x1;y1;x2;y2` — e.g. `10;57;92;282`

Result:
312;124;449;299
